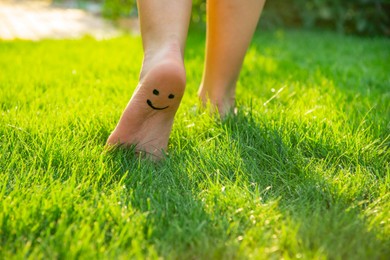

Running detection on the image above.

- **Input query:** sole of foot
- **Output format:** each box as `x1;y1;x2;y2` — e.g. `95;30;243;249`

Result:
106;50;186;160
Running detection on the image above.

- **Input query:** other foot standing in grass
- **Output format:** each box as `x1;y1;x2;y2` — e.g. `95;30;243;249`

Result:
198;0;266;117
107;0;266;158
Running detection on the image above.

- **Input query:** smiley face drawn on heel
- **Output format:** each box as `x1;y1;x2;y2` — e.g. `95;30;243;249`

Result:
146;89;175;110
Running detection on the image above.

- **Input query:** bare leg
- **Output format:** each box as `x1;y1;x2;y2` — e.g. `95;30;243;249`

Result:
106;0;192;158
198;0;266;117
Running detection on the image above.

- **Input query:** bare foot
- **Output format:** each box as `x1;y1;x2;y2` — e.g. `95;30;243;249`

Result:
106;44;185;159
198;84;236;118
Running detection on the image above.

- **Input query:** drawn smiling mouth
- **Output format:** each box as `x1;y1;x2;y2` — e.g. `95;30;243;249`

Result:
147;99;169;110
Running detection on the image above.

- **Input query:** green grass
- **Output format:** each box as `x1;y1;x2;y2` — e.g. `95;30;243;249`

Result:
0;30;389;259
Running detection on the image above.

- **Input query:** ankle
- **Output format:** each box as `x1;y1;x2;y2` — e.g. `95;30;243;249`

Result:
198;81;237;117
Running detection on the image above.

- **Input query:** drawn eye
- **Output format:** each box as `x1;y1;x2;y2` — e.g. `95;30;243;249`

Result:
153;89;159;95
168;94;175;99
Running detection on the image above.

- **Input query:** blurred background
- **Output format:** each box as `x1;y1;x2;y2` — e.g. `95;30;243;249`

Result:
75;0;389;36
0;0;389;41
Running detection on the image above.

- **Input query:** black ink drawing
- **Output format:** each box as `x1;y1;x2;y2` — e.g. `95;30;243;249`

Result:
147;89;175;110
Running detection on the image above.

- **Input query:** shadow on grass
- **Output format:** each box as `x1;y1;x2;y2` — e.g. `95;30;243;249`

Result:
97;31;389;258
102;147;231;258
221;111;389;258
101;110;388;259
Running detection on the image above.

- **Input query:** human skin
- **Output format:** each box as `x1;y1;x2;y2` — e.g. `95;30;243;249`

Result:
198;0;266;117
107;0;265;158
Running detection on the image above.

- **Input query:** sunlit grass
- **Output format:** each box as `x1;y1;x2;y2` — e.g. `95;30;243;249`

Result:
0;30;389;259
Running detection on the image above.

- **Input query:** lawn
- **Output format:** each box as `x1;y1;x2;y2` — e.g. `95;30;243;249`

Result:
0;30;389;259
